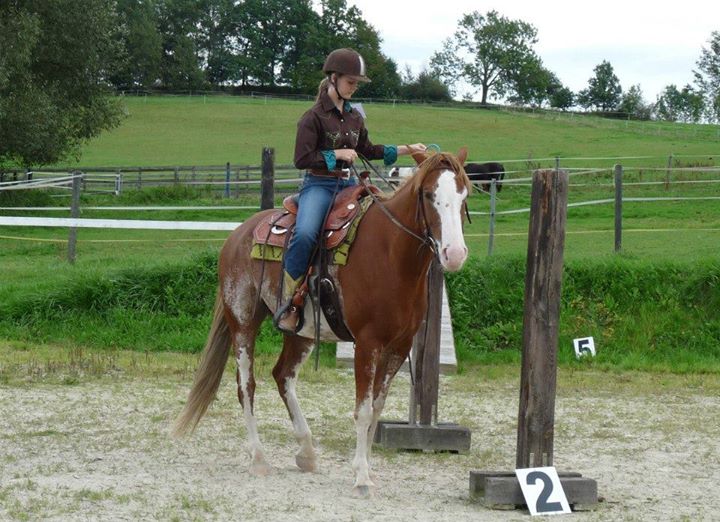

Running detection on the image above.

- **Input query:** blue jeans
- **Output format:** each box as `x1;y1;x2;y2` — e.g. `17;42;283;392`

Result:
284;173;357;280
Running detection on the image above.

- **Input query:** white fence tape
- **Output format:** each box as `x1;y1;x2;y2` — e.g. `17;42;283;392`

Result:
0;216;241;231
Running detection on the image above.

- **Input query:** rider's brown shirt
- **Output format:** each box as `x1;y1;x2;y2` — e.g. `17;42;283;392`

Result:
294;91;385;171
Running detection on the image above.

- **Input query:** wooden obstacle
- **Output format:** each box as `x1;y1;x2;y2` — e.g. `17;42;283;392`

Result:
336;259;470;452
469;169;598;510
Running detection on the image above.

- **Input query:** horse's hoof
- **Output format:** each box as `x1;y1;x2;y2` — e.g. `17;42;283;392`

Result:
351;485;373;499
249;461;272;477
295;454;318;473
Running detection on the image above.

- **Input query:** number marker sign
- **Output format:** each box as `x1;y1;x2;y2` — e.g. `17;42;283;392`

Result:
573;337;596;358
515;467;571;516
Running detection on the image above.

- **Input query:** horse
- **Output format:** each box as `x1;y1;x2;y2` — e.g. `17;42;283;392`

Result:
172;149;472;498
464;162;505;193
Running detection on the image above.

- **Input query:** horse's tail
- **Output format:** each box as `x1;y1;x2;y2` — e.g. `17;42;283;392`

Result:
172;290;231;437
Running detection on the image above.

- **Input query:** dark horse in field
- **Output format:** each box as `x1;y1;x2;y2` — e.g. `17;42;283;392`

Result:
465;162;505;193
173;150;471;497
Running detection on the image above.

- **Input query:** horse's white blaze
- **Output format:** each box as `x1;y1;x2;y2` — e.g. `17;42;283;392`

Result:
434;170;468;271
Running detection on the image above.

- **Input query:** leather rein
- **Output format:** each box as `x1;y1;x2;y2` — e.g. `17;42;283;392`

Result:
353;153;438;256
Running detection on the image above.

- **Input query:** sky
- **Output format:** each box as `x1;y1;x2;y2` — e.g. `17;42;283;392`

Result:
345;0;720;103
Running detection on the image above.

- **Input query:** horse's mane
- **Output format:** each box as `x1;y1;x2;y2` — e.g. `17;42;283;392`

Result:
388;152;471;198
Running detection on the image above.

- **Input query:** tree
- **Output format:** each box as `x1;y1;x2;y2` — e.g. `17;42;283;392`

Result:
504;57;559;108
111;0;163;90
430;10;539;104
577;60;622;111
400;69;452;102
549;85;574;111
156;0;208;90
693;31;720;122
0;0;124;168
617;84;652;120
654;84;704;123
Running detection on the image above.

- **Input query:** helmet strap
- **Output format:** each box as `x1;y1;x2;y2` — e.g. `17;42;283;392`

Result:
329;74;347;104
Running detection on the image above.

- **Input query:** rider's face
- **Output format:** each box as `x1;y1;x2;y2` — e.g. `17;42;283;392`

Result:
334;74;359;99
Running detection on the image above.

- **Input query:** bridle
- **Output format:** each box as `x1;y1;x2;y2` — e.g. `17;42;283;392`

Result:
353;153;469;257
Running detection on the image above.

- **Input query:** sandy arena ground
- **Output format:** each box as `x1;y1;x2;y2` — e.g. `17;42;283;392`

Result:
1;360;719;521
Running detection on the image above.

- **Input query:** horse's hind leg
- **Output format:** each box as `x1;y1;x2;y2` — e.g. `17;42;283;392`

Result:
272;335;317;472
232;308;272;476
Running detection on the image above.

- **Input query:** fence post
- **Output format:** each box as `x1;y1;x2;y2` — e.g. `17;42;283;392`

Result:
516;169;568;468
137;168;142;190
261;147;275;210
665;154;673;190
174;166;179;185
115;169;122;196
67;172;82;264
614;164;623;253
488;179;497;256
225;162;231;198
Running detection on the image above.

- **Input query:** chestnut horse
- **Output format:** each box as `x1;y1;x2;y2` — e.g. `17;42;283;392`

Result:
173;149;471;497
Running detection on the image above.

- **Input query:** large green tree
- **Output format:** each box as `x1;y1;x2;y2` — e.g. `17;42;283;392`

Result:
577;60;622;111
654;84;704;123
693;31;720;122
111;0;163;90
430;10;539;104
0;0;124;168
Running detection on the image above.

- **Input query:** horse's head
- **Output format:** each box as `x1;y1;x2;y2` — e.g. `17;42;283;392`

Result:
409;148;471;272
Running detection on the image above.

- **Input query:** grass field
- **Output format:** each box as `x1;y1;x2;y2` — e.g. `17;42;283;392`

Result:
2;95;719;371
55;94;720;168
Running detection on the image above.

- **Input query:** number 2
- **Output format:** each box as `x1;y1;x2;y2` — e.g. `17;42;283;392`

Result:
526;471;563;513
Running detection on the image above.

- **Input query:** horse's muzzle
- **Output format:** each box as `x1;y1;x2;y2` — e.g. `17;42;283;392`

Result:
440;245;468;272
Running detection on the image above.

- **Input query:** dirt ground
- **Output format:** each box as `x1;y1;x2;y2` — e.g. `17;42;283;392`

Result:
1;358;719;521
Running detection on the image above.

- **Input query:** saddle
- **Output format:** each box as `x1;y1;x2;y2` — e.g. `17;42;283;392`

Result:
253;183;381;250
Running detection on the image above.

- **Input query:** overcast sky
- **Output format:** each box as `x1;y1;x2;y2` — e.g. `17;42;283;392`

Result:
345;0;719;102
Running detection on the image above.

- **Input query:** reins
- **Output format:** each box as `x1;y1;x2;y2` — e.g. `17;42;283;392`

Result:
353;153;437;255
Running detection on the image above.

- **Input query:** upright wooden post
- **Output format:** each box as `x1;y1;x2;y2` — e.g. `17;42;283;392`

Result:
665;154;673;190
67;172;82;264
409;259;443;425
614;164;623;253
515;169;568;468
261;147;275;210
470;170;597;510
225;162;231;198
487;179;497;256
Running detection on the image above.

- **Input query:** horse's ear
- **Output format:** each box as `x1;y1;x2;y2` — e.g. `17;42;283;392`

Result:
411;152;427;165
456;147;468;165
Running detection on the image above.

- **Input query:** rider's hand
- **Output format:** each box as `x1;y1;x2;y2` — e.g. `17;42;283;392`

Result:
401;143;427;155
334;148;358;164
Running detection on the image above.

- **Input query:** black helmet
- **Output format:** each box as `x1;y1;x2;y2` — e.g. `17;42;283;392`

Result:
322;48;371;82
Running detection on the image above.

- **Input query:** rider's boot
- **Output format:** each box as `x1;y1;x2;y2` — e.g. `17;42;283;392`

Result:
273;270;304;334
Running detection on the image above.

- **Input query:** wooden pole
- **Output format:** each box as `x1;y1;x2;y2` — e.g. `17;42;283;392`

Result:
225;162;231;198
487;180;497;256
515;169;568;469
261;147;275;210
67;172;82;264
665;154;673;190
614;164;623;253
409;258;442;425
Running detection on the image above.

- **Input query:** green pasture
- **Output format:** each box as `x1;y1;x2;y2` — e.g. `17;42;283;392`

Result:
57;94;720;168
2;95;719;373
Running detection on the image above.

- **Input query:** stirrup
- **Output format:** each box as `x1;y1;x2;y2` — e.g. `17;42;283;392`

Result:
273;299;304;335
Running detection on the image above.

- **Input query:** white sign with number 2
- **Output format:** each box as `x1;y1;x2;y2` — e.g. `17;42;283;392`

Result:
515;466;571;516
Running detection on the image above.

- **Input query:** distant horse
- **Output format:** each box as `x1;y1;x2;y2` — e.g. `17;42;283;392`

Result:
173;150;471;497
465;162;505;193
387;166;416;188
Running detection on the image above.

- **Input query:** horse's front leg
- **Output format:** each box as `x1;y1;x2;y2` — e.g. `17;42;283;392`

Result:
351;342;379;498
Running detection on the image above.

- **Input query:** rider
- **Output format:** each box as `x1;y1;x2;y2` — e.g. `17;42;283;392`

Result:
274;47;426;334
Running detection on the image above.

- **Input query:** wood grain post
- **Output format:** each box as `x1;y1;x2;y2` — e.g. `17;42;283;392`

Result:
261;147;275;210
225;162;231;198
516;169;568;469
487;179;497;256
67;172;82;264
665;154;673;190
614;164;623;253
409;258;442;426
